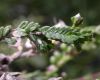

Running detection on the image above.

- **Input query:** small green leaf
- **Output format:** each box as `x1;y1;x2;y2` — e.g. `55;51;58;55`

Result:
25;22;40;32
5;38;16;45
0;27;4;38
29;34;50;53
18;21;29;29
15;28;27;37
3;25;11;36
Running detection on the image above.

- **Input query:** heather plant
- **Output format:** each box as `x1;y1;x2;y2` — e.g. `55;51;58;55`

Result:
0;14;100;80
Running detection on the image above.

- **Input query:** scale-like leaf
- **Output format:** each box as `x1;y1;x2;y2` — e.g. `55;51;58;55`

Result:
3;25;11;36
39;26;92;44
18;21;29;29
29;33;50;53
39;26;79;43
0;27;4;38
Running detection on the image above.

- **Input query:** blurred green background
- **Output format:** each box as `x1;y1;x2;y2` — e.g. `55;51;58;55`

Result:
0;0;100;25
0;0;100;80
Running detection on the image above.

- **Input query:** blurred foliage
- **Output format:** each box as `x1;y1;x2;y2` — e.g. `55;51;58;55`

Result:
0;0;100;25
